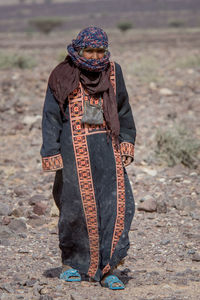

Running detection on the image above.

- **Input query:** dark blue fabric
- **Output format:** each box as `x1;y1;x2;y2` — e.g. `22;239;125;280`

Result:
41;62;136;281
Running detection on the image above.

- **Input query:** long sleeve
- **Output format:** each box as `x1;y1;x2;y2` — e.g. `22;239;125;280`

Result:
115;62;136;160
40;86;64;171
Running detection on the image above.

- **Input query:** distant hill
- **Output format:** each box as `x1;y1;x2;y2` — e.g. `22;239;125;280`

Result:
0;0;200;32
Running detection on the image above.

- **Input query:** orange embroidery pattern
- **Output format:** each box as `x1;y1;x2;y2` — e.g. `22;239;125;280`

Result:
111;63;126;255
103;62;126;275
42;154;63;171
68;85;99;278
120;142;134;159
111;140;126;252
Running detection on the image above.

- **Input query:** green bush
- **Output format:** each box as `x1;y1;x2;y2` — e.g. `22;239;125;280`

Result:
117;22;133;32
155;126;200;168
168;20;185;28
0;53;36;69
29;17;63;34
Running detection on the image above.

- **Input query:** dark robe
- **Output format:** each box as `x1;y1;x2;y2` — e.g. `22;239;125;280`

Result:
40;62;136;281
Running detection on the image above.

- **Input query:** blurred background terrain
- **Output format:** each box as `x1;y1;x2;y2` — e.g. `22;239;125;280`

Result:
1;0;200;32
0;0;200;299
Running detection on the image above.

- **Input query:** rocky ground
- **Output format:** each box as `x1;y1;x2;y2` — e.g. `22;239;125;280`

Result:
0;29;200;300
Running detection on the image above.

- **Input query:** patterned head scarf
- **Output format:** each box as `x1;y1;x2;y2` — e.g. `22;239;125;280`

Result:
67;26;110;72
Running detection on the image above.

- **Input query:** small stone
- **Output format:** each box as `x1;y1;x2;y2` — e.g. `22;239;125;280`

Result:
11;208;23;217
149;82;157;90
22;115;41;126
138;196;157;212
70;294;82;300
172;197;197;212
160;239;170;245
0;226;14;239
80;281;91;287
25;278;37;287
188;249;195;255
139;195;152;203
18;248;30;253
158;178;166;182
188;69;194;74
190;172;197;177
40;286;50;295
14;187;28;197
0;203;12;216
27;216;46;227
192;253;200;262
18;233;27;238
190;211;200;220
39;296;53;300
33;202;48;216
157;200;167;213
183;180;191;184
166;266;174;272
29;195;47;206
50;226;58;235
142;167;157;176
179;211;189;216
27;211;41;219
12;275;27;286
2;216;11;225
50;202;59;217
0;283;14;293
147;213;156;219
8;218;27;233
159;88;174;96
175;79;184;87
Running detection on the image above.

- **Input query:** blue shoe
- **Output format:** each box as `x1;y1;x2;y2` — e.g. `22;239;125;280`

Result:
60;268;81;282
103;275;125;290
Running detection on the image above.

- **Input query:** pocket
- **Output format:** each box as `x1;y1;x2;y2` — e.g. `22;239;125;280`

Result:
81;101;103;125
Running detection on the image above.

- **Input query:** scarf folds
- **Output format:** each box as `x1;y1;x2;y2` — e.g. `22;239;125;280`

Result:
67;44;110;72
48;56;120;143
48;26;120;143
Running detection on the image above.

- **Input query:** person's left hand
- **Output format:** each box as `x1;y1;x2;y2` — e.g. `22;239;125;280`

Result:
122;155;132;167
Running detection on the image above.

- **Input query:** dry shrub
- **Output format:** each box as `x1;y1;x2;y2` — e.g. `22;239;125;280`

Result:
29;17;63;34
168;20;185;28
0;53;36;69
155;126;200;168
117;22;133;32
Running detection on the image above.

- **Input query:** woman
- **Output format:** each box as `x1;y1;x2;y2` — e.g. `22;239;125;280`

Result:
41;26;136;290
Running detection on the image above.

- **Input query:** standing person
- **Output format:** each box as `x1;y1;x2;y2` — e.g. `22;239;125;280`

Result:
41;26;136;290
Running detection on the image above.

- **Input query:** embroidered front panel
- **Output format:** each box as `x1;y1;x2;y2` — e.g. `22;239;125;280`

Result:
120;142;134;159
111;141;126;253
110;62;116;94
42;154;63;171
68;87;99;278
69;62;125;277
103;62;126;275
69;86;106;135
